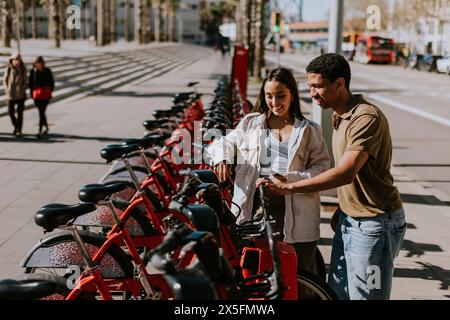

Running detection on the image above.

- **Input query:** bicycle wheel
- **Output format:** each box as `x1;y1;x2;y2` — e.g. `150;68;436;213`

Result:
297;269;339;300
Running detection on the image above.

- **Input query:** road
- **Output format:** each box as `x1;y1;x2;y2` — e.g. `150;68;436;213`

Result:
267;52;450;205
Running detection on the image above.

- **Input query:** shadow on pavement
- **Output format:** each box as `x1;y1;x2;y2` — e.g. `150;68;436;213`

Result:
46;133;130;143
400;193;449;206
0;133;66;143
0;157;106;166
394;262;449;291
101;91;180;98
0;132;130;144
402;239;444;258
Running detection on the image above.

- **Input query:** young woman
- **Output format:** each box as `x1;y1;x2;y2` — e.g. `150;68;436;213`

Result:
3;53;28;137
207;68;330;282
29;56;55;138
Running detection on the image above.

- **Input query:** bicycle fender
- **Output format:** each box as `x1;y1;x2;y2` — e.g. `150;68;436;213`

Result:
20;230;134;278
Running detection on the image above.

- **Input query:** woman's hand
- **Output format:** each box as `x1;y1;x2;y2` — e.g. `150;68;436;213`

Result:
256;176;292;196
214;162;233;182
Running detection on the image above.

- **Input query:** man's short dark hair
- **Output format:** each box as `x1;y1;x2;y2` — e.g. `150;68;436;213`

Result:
306;53;352;90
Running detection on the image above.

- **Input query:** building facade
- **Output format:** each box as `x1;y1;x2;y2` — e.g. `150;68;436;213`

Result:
18;0;222;44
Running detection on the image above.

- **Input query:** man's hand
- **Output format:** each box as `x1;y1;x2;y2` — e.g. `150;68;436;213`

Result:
214;162;232;182
256;176;291;196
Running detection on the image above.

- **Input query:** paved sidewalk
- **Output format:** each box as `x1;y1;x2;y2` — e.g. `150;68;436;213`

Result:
0;46;230;279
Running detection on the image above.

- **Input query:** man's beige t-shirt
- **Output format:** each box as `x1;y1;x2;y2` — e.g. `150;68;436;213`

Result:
332;94;403;217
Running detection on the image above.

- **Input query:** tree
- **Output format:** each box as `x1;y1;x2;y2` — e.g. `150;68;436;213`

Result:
153;0;163;42
166;0;179;42
1;0;13;47
124;0;130;41
110;0;117;42
252;0;267;81
234;0;243;43
81;0;89;39
140;0;151;43
96;0;105;45
41;0;61;48
31;0;37;39
201;0;234;46
390;0;450;53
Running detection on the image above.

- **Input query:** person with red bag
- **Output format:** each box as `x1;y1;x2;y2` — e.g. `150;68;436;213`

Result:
29;56;54;138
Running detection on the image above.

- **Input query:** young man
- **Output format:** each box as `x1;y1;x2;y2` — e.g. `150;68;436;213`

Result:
257;54;406;300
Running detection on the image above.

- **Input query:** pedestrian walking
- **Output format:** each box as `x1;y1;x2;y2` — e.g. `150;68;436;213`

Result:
257;54;406;300
3;53;28;137
29;56;54;138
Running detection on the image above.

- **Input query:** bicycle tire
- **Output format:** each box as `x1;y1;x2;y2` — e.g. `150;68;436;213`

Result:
297;269;339;300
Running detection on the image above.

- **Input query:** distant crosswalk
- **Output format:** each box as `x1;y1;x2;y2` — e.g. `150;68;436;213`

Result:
0;45;211;116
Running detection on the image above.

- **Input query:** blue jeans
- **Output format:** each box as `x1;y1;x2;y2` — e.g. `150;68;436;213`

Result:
328;208;406;300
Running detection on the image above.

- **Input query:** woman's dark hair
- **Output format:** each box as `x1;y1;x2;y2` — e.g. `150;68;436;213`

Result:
306;53;351;90
254;68;304;120
33;56;46;69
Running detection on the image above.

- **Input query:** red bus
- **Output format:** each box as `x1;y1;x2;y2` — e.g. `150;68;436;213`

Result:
353;36;395;64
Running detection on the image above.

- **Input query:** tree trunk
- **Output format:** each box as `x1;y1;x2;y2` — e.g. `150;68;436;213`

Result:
252;0;266;81
124;0;130;41
104;0;111;44
1;0;12;47
167;2;175;42
248;0;257;76
243;0;249;46
61;0;67;40
154;0;160;42
96;0;105;45
145;0;152;42
32;0;37;39
134;0;143;43
110;0;117;42
52;0;61;48
234;0;242;44
81;0;87;39
20;0;27;39
159;0;165;41
140;0;149;44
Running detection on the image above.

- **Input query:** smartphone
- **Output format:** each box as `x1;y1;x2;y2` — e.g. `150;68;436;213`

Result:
271;172;286;180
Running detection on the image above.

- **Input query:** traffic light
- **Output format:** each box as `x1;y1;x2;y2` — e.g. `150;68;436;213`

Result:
271;11;283;34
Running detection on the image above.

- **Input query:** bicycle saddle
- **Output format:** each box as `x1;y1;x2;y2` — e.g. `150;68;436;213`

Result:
187;82;199;87
78;183;127;203
171;105;187;113
143;119;170;130
100;144;140;162
0;279;63;300
35;203;97;232
174;91;195;99
152;109;177;119
122;133;167;149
